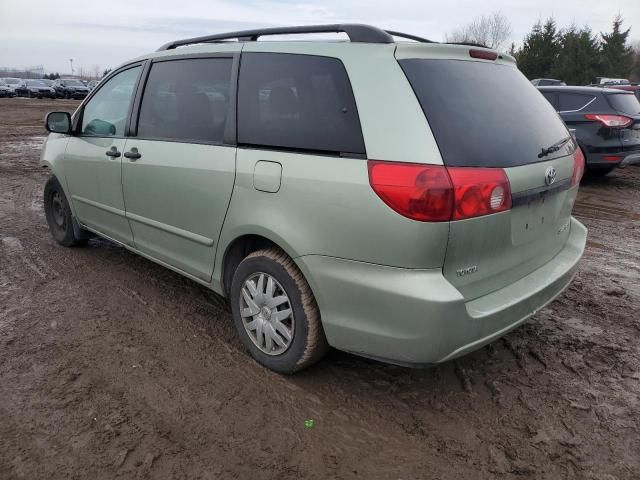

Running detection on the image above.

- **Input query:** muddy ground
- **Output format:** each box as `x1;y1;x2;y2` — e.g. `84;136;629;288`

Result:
0;98;638;479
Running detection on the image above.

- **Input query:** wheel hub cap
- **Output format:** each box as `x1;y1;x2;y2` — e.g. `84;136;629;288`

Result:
239;272;294;356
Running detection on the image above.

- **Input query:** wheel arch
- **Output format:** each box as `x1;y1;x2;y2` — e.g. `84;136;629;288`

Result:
218;230;300;298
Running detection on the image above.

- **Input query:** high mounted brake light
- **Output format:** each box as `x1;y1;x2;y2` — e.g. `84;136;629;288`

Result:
584;113;633;128
469;49;498;61
367;161;511;222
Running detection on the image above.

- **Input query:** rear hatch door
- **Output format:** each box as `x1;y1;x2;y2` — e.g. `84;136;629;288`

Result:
605;91;640;154
397;46;578;300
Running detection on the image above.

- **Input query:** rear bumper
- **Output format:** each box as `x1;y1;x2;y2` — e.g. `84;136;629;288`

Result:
585;143;640;168
620;153;640;168
296;217;587;366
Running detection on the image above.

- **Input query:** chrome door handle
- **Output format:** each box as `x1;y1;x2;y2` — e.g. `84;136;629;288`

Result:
105;147;121;158
124;148;141;161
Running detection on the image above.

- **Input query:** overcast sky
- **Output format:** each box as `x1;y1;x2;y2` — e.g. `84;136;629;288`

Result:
1;0;638;74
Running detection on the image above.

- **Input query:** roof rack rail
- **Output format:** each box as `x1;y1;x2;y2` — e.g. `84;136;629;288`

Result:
444;41;489;48
157;24;394;51
385;31;435;43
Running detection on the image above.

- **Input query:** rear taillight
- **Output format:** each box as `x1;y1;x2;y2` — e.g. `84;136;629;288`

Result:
584;113;633;128
571;148;585;186
367;161;453;221
447;168;512;220
367;161;511;222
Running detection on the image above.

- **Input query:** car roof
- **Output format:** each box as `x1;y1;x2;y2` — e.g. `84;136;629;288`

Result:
121;23;509;68
537;85;633;95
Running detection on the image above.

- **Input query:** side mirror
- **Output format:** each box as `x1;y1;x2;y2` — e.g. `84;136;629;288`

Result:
85;118;116;136
45;112;72;134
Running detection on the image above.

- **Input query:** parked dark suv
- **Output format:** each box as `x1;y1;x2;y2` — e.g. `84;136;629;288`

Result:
539;86;640;175
54;78;90;99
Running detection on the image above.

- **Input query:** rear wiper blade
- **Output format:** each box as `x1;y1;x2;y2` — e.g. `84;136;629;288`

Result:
538;136;572;158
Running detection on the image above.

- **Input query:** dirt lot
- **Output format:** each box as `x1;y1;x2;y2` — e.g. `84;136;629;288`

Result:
0;98;639;480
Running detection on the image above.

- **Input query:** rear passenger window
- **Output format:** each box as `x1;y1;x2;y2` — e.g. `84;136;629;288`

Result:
137;58;232;143
558;94;594;112
237;53;365;155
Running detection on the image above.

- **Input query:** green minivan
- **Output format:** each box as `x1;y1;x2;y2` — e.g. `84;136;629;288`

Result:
41;24;587;373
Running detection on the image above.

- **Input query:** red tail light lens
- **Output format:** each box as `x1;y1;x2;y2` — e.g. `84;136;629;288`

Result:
469;49;498;61
367;161;453;221
367;161;511;222
571;148;585;186
447;168;512;220
584;113;633;128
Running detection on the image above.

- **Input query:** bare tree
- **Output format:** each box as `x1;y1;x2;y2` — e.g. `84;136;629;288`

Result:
445;12;513;50
91;64;101;80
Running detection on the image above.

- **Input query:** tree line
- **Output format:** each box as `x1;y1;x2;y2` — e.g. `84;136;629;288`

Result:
448;14;639;85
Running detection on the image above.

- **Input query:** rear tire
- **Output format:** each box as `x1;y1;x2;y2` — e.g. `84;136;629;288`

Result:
44;176;88;247
230;248;329;374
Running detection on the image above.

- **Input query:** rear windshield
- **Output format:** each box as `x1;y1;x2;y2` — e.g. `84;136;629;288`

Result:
607;93;640;115
399;59;570;167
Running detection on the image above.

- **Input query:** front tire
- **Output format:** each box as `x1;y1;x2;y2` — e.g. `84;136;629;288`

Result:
230;248;329;374
44;176;87;247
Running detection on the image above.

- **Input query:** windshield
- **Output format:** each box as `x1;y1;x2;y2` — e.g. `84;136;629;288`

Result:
26;80;47;87
399;59;570;167
607;93;640;115
64;79;84;86
3;78;20;84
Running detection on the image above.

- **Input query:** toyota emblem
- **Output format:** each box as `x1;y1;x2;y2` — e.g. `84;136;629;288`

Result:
545;166;557;186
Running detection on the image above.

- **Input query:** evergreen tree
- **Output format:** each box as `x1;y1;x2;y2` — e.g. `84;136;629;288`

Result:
551;25;600;85
600;15;634;78
515;18;561;79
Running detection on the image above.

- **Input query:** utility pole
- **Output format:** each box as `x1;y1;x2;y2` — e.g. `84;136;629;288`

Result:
69;58;74;76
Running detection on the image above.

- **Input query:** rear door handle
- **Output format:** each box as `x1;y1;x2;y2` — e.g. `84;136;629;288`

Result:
105;147;121;158
124;148;141;161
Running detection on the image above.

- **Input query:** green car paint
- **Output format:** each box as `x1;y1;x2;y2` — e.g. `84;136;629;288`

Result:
40;34;587;367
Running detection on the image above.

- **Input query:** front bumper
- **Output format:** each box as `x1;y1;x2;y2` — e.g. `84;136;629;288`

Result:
296;217;587;366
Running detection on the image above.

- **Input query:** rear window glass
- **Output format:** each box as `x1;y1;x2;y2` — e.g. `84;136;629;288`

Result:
558;93;594;111
399;59;570;167
238;53;365;155
607;93;640;115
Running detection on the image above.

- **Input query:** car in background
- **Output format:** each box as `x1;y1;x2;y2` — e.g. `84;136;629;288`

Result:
596;77;629;85
0;77;22;95
15;79;56;98
531;78;566;86
41;79;56;88
0;82;11;98
53;78;90;99
539;86;640;176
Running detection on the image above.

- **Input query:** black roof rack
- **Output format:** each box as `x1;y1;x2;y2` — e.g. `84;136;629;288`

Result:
385;31;435;43
157;24;395;51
